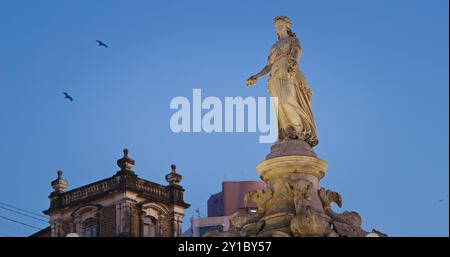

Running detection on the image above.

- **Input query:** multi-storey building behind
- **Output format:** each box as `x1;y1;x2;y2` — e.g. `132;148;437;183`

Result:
184;181;266;237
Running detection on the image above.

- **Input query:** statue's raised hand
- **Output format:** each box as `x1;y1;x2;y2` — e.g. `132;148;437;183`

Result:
246;75;258;87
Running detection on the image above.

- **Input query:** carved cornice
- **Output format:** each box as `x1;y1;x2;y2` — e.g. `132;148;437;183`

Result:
45;173;189;213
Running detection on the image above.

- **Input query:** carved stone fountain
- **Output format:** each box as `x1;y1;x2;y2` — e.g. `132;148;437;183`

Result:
211;139;385;237
210;16;385;237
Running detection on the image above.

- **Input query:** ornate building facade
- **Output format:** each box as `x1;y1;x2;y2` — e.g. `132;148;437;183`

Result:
38;149;189;237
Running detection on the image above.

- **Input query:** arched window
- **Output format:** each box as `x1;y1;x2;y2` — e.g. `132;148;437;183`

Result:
83;218;97;237
142;216;158;237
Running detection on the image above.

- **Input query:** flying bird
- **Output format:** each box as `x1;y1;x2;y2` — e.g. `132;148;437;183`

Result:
439;198;444;202
63;92;73;101
96;40;108;48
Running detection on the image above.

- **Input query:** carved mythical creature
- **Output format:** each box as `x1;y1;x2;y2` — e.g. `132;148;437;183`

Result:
284;180;331;236
318;188;368;237
285;179;312;213
243;189;273;212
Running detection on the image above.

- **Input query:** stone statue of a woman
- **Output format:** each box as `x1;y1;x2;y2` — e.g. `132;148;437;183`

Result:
246;16;318;147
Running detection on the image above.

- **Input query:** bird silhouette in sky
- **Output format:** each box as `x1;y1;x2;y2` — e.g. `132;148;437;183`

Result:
96;40;108;48
63;92;73;101
439;198;444;202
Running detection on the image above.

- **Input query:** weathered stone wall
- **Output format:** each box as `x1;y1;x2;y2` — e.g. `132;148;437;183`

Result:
99;205;116;236
62;220;72;236
160;214;172;237
131;205;141;236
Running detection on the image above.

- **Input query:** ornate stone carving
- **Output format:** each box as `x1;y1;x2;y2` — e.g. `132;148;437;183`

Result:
290;206;331;237
51;170;68;193
318;188;368;237
244;189;273;212
266;138;317;159
117;148;135;171
209;153;385;237
165;164;183;185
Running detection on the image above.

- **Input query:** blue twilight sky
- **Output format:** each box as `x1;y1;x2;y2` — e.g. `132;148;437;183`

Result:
0;0;448;237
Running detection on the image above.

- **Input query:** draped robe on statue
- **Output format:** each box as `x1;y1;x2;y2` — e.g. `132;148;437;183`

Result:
267;36;318;146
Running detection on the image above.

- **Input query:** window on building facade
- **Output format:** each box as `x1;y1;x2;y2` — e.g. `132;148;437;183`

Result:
142;216;158;237
83;218;97;237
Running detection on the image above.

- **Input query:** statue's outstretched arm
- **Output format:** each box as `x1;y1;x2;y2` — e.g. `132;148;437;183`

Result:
254;65;271;78
246;64;271;87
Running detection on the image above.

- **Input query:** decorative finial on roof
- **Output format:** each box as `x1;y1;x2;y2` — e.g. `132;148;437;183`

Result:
117;148;135;171
51;170;68;193
166;164;182;185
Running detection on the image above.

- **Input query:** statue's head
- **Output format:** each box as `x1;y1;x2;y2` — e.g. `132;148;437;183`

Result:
273;16;296;39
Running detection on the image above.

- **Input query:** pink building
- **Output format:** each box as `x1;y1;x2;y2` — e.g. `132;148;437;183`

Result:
208;181;266;217
183;180;267;237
